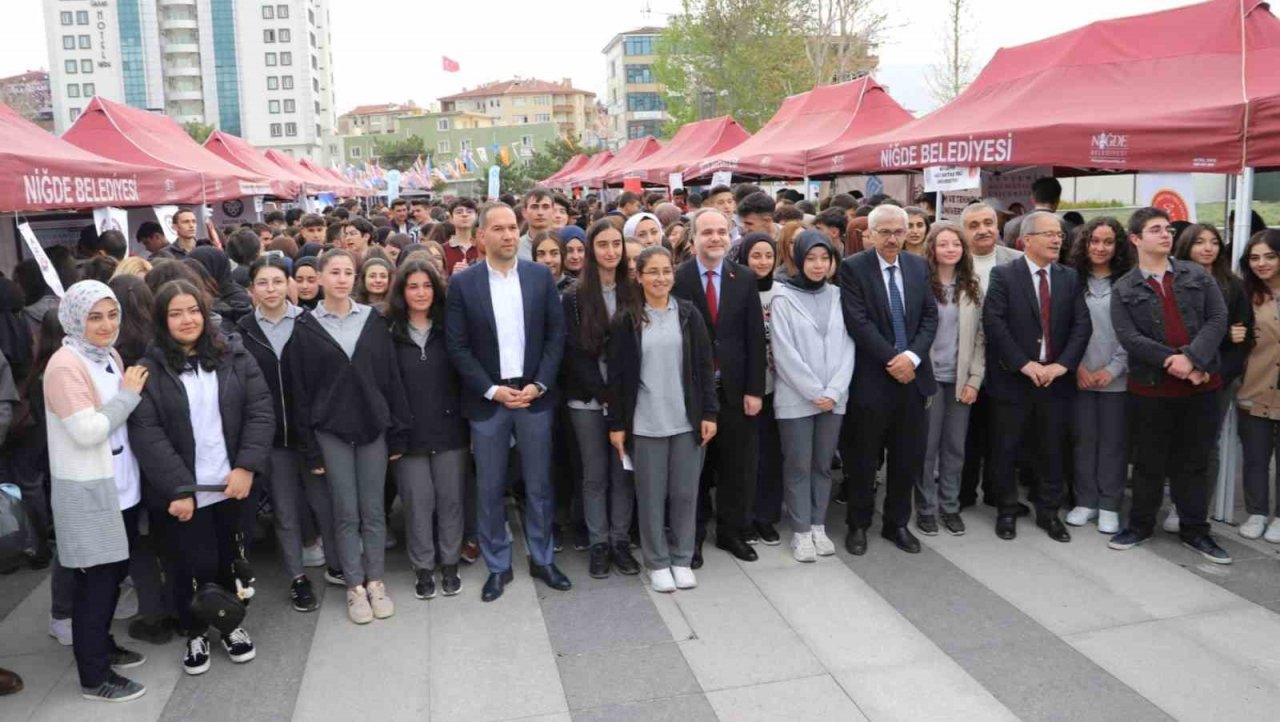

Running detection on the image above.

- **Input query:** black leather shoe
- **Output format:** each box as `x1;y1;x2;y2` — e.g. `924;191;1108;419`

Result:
1036;516;1071;543
995;514;1017;540
845;528;868;556
529;562;572;591
691;543;704;569
754;522;781;546
481;569;514;603
715;534;759;562
881;526;921;554
611;541;641;576
588;543;611;579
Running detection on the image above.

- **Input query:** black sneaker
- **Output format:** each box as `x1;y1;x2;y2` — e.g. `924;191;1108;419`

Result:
834;484;848;505
1107;529;1151;551
324;567;345;586
290;576;319;612
588;543;611;579
573;527;590;552
183;634;211;676
940;513;966;536
440;565;462;596
109;639;145;669
1183;535;1233;565
611;541;641;576
742;527;761;545
916;515;939;536
415;568;437;599
754;522;781;546
81;671;146;702
552;527;564;553
221;628;256;663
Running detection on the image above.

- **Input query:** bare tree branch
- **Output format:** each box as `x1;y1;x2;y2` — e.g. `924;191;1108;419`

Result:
927;0;975;106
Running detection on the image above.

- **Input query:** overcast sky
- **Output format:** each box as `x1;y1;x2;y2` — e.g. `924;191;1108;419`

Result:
3;0;1194;119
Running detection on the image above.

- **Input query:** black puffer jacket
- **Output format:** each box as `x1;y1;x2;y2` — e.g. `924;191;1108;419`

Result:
389;321;469;455
128;339;275;507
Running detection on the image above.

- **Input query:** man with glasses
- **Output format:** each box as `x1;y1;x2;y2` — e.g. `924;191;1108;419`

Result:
982;211;1091;542
1108;207;1231;563
838;205;938;555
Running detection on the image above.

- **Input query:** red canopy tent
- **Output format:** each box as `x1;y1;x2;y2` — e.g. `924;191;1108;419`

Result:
610;117;750;186
203;131;305;197
263;149;353;196
576;137;661;188
62;97;275;201
684;77;912;181
0;103;204;212
562;151;614;188
543;154;589;186
816;0;1280;174
302;158;369;197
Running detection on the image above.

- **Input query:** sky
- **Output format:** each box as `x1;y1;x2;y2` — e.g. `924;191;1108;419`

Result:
2;0;1198;119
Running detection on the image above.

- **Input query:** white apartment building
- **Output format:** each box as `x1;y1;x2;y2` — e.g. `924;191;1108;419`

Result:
43;0;338;162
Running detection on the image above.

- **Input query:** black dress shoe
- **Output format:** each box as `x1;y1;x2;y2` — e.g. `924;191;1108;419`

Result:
529;562;572;591
611;541;641;576
481;569;514;602
845;528;868;556
715;534;759;562
1036;516;1071;543
691;543;704;569
588;543;611;579
753;522;781;546
881;526;921;554
995;514;1017;540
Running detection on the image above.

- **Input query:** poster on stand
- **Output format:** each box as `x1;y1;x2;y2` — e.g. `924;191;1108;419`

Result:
1137;173;1197;222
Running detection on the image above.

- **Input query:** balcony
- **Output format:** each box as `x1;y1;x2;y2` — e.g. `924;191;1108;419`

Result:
553;103;575;113
158;0;196;5
165;88;204;101
160;17;199;31
162;43;201;55
164;64;201;77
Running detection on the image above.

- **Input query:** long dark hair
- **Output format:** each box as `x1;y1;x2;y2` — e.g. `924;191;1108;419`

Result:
108;274;154;367
1240;230;1280;307
152;279;226;373
22;306;63;394
1070;216;1132;281
1174;223;1233;290
925;221;982;306
354;257;394;305
386;259;447;341
577;219;635;355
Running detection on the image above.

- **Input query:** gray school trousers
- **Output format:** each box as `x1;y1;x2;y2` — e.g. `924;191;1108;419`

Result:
778;412;843;533
394;449;468;571
918;383;972;516
1071;390;1128;512
316;431;388;588
633;432;703;570
569;408;635;546
269;447;341;579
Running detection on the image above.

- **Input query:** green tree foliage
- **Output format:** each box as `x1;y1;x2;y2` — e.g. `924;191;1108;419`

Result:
373;135;426;170
182;120;216;143
481;157;536;195
525;135;583;183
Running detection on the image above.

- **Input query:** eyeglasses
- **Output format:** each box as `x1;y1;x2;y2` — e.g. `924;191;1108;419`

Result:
873;228;908;239
1025;231;1066;240
640;268;674;278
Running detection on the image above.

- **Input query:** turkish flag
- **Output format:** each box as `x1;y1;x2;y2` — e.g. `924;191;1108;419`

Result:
442;56;460;73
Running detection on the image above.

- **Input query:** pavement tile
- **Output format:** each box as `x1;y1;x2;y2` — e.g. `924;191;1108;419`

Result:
571;693;718;722
540;584;673;656
557;642;700;711
705;674;868;722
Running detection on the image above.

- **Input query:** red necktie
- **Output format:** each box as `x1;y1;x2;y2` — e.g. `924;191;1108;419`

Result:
1037;269;1052;361
705;270;719;325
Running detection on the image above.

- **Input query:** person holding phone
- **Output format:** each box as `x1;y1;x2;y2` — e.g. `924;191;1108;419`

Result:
607;246;718;593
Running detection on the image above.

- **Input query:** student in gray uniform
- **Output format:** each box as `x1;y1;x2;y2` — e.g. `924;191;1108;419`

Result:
607;246;718;594
770;231;855;562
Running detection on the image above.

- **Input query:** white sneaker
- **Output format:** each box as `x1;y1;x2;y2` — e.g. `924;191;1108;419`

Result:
1162;508;1180;534
113;579;139;620
1065;507;1098;527
672;566;697;589
1265;518;1280;544
347;586;373;624
1098;510;1121;534
811;525;836;556
1240;514;1268;540
366;580;395;619
302;542;326;568
649;568;676;593
49;615;73;646
791;532;816;562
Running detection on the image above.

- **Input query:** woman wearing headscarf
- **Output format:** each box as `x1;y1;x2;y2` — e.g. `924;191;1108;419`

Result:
623;212;665;249
44;281;151;702
189;246;253;324
292;257;323;311
769;231;854;562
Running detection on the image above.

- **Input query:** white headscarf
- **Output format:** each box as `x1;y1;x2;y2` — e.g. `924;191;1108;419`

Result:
623;212;665;244
58;280;119;365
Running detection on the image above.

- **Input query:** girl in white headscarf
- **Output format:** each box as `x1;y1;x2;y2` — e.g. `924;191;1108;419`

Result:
623;212;666;248
44;280;151;702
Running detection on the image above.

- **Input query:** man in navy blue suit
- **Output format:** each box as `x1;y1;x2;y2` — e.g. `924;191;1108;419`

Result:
838;204;938;556
446;202;569;602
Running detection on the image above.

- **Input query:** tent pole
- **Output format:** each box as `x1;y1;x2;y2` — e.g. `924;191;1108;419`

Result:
1213;166;1255;522
1231;167;1254;272
803;175;810;200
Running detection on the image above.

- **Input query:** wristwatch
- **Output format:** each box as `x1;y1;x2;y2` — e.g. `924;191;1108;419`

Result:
534;382;548;397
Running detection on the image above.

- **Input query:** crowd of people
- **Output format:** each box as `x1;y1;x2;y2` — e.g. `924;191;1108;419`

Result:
0;177;1276;703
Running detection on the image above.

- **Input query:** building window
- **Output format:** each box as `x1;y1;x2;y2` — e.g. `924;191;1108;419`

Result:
437;140;450;153
310;32;316;48
277;4;289;18
308;9;315;24
78;35;91;49
610;60;616;78
283;99;295;113
265;52;277;66
270;123;282;137
522;135;534;147
280;52;292;66
628;120;664;139
279;29;291;43
351;146;361;158
80;59;93;74
513;97;526;107
514;115;528;124
65;59;77;74
534;95;551;105
624;36;655;56
626;92;665;112
67;84;80;98
76;10;89;24
269;100;280;114
82;83;94;96
285;122;297;136
264;29;276;43
313;78;319;92
535;113;551;123
310;55;317;70
488;98;501;108
625;64;654;84
316;123;321;138
62;35;75;50
282;75;294;89
262;5;274;19
267;76;279;90
437;118;450;131
60;11;73;25
70;107;81;122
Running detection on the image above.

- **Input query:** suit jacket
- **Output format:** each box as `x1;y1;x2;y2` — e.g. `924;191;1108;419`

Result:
838;249;938;404
445;259;566;420
982;256;1092;401
672;257;767;401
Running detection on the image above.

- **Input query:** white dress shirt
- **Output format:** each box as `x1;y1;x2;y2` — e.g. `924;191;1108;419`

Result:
1027;258;1053;362
875;251;920;367
484;259;527;399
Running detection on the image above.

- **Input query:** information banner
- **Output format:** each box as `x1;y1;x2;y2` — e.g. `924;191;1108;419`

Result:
18;222;65;297
924;165;981;193
1137;173;1197;222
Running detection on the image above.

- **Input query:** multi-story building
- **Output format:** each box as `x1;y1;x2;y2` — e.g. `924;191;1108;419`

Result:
341;110;560;171
601;26;668;145
42;0;337;162
337;102;423;136
437;78;598;145
0;70;54;130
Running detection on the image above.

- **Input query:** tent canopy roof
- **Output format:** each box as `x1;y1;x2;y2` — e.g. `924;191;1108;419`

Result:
577;137;661;187
611;116;750;186
543;154;589;185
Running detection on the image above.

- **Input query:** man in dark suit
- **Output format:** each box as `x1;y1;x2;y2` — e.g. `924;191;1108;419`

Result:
982;211;1091;542
673;207;768;566
838;204;938;555
445;202;569;602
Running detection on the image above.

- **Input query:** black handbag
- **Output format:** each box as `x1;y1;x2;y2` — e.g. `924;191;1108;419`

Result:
176;484;257;634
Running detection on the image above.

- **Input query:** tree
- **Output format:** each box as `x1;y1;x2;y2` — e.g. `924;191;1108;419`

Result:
372;135;425;170
182;120;215;143
525;134;583;183
802;0;888;86
927;0;975;106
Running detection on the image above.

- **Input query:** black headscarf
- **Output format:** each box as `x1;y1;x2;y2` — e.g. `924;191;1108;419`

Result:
0;278;32;380
733;232;776;292
297;242;324;260
292;256;324;310
787;230;837;292
190;246;253;322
